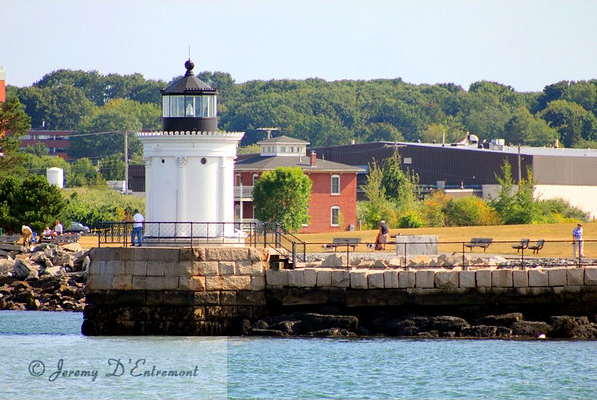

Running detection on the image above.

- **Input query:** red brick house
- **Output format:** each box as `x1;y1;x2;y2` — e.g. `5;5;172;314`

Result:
234;136;364;233
19;130;74;160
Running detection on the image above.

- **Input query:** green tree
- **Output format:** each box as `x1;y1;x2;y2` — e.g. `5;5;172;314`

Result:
70;108;142;159
102;98;161;130
358;159;396;229
62;186;144;228
381;150;420;211
0;96;31;179
490;160;537;224
67;158;100;187
98;154;126;181
504;106;558;146
23;142;50;157
0;175;66;234
35;69;107;106
539;100;597;147
17;85;96;130
252;167;312;233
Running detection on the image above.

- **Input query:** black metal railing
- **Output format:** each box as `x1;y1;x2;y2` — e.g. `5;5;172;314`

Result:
96;221;308;252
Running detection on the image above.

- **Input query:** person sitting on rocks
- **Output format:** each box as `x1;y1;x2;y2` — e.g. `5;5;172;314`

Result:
21;225;33;246
43;226;54;240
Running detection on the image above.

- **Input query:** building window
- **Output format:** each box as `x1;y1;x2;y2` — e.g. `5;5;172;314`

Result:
331;175;340;195
331;206;340;227
235;174;241;186
253;174;259;185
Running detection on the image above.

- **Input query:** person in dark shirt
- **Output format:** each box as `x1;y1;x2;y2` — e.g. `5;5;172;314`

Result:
378;220;389;250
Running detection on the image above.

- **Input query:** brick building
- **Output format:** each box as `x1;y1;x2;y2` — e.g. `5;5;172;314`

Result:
234;136;363;233
19;130;74;159
0;66;5;103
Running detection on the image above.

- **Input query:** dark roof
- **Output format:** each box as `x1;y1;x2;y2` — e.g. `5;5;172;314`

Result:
235;154;364;173
161;59;216;95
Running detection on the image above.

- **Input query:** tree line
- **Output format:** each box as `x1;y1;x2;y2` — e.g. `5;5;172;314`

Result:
6;69;597;162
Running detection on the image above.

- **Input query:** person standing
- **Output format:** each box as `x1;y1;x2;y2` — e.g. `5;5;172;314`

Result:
572;223;584;258
131;209;145;247
378;220;389;250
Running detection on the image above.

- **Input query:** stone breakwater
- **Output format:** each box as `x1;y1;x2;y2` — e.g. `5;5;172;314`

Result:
83;247;597;338
0;242;89;311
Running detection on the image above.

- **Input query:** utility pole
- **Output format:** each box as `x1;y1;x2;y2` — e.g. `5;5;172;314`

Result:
124;131;129;194
517;145;521;189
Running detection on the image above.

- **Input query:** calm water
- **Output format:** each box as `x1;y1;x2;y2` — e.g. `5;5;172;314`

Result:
1;311;596;399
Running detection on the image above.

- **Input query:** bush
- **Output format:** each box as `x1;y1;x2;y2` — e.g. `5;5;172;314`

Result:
421;191;449;227
398;211;424;228
445;196;501;226
0;175;67;234
62;187;145;228
534;198;588;222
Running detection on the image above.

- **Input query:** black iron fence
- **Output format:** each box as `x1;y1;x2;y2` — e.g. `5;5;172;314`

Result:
96;221;306;261
95;222;592;269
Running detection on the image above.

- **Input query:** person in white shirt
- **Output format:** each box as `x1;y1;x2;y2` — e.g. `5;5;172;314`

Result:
54;220;63;235
131;209;145;246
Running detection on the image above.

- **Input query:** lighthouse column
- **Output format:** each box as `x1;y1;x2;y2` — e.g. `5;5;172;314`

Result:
176;156;188;235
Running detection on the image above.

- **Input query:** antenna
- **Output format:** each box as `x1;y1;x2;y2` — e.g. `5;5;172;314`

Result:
188;45;191;60
257;127;279;139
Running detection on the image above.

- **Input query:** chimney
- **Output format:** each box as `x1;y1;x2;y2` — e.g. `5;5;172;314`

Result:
310;151;317;166
0;66;6;103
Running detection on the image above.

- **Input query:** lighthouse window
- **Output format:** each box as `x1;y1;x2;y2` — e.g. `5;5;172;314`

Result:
162;97;170;117
162;95;216;118
185;97;195;116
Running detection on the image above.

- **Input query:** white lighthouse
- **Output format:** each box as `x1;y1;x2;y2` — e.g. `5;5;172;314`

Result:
138;60;244;239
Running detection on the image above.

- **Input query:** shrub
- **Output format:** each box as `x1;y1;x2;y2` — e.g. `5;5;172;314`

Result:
445;196;501;226
398;211;424;228
421;190;449;227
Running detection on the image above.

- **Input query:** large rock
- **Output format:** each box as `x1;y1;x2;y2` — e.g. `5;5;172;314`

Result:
307;328;357;337
511;321;552;337
475;313;523;327
0;259;15;277
462;325;497;338
550;316;597;339
322;254;347;268
301;313;358;333
13;259;40;279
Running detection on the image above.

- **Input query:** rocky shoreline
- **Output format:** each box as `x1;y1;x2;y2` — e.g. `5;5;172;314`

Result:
0;241;89;312
242;311;597;339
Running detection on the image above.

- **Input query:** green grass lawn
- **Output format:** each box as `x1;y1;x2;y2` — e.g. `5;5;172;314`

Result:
295;222;594;258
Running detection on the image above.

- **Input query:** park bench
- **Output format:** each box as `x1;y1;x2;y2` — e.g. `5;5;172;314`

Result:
528;239;545;255
323;238;361;252
512;239;530;252
464;237;493;252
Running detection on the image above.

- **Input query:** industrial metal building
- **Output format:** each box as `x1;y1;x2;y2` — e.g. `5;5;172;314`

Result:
313;140;597;218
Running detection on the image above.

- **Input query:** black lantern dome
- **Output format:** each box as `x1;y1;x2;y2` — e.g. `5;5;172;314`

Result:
161;60;218;132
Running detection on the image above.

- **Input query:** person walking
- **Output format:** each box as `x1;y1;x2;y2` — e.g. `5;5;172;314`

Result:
131;209;145;247
572;223;584;258
378;220;389;250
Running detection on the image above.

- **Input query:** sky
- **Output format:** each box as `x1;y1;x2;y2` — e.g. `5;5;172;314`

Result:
1;0;596;92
